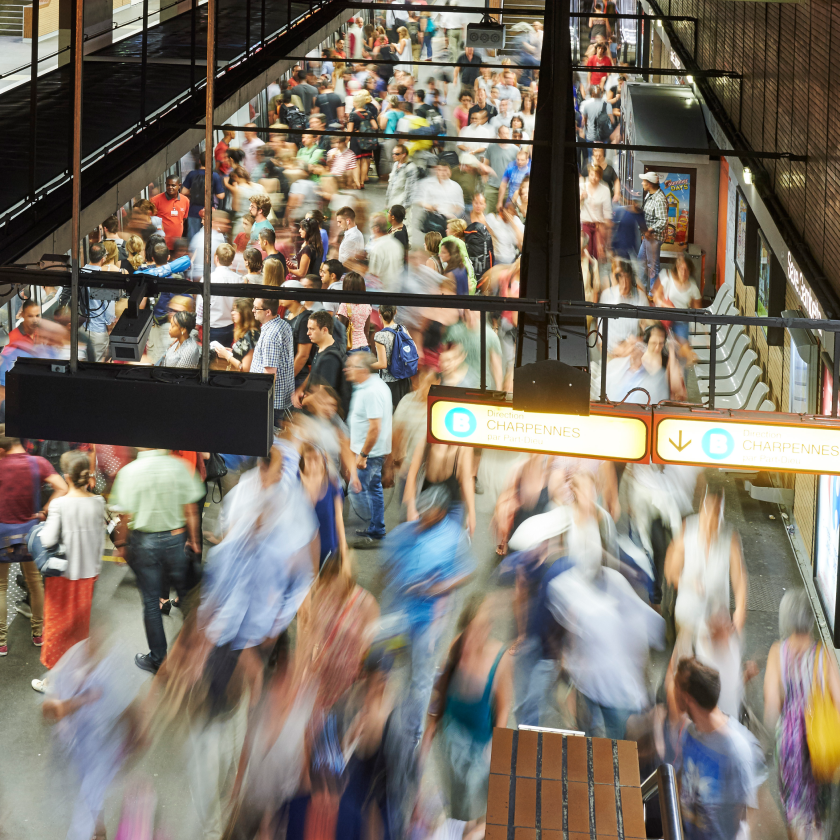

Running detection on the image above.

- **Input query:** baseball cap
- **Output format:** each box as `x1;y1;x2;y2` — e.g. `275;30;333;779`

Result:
639;172;660;184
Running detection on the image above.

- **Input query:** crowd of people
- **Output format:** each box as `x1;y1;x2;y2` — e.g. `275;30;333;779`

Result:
0;4;837;840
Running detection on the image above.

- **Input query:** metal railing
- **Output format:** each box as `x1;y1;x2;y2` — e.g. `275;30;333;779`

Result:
0;0;336;228
642;764;684;840
0;3;25;36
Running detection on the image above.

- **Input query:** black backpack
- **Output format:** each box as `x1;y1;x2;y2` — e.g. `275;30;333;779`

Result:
595;99;613;143
283;105;307;130
464;222;495;279
316;345;352;418
356;112;379;152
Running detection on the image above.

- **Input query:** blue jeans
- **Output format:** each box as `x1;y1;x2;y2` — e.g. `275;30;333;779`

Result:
578;692;635;740
185;215;203;242
127;530;189;666
354;454;386;537
209;324;234;347
404;612;448;744
638;236;661;292
420;36;433;59
513;636;559;727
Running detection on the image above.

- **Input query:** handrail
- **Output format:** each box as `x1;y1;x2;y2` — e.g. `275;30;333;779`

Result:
656;765;684;840
642;765;683;840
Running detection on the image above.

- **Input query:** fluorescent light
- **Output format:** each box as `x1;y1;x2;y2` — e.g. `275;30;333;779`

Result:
686;74;694;84
743;167;753;185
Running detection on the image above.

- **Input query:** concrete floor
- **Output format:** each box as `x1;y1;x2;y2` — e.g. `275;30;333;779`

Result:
0;453;803;838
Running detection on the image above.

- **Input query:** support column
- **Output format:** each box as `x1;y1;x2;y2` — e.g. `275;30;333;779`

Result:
58;0;111;66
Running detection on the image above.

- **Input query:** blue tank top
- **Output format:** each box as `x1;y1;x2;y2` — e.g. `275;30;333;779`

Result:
444;646;506;743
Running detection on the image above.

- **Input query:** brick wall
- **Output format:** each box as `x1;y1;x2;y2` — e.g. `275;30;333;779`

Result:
665;0;840;304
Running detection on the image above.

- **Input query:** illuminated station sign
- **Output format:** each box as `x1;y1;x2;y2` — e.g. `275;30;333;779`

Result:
428;389;840;477
653;409;840;475
427;388;650;463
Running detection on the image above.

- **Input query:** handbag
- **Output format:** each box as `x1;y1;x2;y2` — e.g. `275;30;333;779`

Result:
28;520;68;577
805;643;840;781
346;303;354;351
422;210;447;235
204;453;228;505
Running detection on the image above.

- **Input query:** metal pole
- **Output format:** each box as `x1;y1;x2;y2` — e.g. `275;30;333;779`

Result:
287;0;291;31
29;0;40;201
832;331;840;418
260;0;265;48
201;0;215;384
707;325;717;410
190;0;196;89
656;765;684;840
140;0;148;125
70;0;83;373
480;309;487;391
245;0;250;55
600;318;608;402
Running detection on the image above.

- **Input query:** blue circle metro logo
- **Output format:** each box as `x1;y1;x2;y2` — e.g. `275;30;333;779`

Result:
701;427;735;460
444;407;477;438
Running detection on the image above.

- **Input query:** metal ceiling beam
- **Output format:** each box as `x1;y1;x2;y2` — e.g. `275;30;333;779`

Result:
573;141;807;162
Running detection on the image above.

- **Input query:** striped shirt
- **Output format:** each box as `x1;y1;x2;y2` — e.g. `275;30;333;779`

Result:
251;316;295;410
643;188;669;241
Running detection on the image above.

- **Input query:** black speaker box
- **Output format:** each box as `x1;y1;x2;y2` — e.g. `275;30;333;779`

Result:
512;359;591;416
6;357;274;455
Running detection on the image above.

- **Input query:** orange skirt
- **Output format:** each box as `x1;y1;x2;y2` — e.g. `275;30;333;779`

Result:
41;576;97;669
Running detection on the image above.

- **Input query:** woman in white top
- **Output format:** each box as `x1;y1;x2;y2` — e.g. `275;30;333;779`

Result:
579;165;613;260
665;489;748;638
34;450;106;691
652;252;702;353
226;165;267;236
392;25;413;72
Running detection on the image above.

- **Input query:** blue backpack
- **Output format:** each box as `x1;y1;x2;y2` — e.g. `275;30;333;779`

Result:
384;325;419;380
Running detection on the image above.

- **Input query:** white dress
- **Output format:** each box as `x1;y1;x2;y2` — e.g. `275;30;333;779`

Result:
396;38;413;71
674;514;734;633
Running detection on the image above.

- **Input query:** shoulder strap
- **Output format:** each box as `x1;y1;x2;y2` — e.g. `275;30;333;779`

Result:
28;457;41;519
482;647;507;703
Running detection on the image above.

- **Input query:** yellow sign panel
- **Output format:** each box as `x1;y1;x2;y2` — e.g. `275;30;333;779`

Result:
655;416;840;474
428;400;649;461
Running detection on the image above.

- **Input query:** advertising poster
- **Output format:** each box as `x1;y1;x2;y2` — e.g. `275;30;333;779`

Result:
659;172;691;245
817;364;840;639
757;232;771;319
735;191;748;279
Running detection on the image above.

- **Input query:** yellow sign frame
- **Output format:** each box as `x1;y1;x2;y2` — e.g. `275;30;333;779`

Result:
653;408;840;475
427;388;651;462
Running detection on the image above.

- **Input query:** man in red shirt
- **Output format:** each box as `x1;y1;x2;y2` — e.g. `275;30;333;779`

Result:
0;427;68;655
150;176;190;249
7;299;40;349
214;130;235;176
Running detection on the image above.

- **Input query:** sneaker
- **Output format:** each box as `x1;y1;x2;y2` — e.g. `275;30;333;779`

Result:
352;534;386;550
134;653;160;674
32;635;43;647
31;679;46;694
16;602;32;619
354;529;385;540
0;645;7;656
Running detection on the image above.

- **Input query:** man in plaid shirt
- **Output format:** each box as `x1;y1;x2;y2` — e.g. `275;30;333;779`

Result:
251;298;294;428
639;171;668;292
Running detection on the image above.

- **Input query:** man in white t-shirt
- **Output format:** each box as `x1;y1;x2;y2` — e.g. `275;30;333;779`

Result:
336;205;366;263
195;243;239;347
240;124;265;174
417;161;465;220
457;110;494;163
490;97;515;131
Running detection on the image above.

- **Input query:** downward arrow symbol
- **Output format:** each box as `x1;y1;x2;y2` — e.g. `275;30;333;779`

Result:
669;430;691;452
